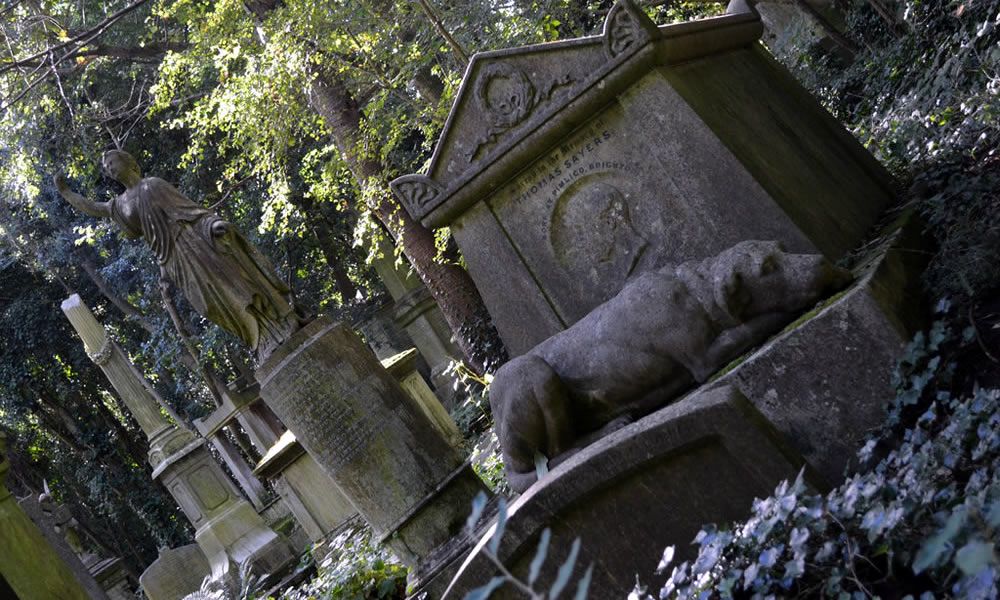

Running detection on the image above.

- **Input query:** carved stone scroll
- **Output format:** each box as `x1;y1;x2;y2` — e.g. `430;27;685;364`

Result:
390;175;444;221
603;0;661;60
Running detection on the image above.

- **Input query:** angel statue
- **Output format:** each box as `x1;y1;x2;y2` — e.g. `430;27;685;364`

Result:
54;150;300;361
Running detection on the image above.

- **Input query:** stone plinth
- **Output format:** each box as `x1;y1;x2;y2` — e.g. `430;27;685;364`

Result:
251;347;463;545
439;220;924;597
255;317;489;566
710;219;926;483
0;433;91;600
392;0;894;356
149;428;294;580
441;386;812;598
140;544;211;600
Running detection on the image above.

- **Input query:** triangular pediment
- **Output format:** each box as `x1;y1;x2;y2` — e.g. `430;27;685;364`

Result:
391;1;662;221
429;38;607;180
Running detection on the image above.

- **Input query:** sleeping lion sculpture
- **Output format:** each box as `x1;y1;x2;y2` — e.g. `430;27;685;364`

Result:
490;240;853;493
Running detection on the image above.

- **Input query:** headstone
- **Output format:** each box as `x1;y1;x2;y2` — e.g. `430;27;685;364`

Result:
382;348;464;449
254;430;358;543
18;493;114;599
61;295;294;585
256;317;489;572
139;545;211;600
0;432;91;600
392;0;895;356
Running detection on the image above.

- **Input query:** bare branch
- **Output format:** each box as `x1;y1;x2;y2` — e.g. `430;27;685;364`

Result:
0;0;152;75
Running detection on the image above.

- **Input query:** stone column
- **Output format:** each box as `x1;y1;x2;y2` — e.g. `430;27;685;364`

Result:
0;432;92;600
61;294;294;582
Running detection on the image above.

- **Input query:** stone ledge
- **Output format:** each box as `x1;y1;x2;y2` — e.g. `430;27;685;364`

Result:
709;217;927;484
440;385;811;598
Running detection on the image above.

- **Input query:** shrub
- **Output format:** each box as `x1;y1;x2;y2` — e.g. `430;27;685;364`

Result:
634;314;1000;599
279;523;407;600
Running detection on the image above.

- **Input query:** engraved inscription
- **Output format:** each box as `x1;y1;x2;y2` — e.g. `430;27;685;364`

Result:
502;117;641;214
268;358;378;476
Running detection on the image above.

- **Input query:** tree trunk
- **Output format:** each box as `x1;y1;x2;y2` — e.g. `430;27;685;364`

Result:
240;0;506;371
286;192;361;302
307;67;502;371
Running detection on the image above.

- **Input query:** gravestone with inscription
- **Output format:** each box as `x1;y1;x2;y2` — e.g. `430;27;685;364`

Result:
256;317;488;574
60;295;294;591
140;545;212;600
392;0;895;355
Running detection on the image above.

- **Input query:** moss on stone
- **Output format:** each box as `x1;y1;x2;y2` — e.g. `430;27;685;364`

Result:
707;287;854;383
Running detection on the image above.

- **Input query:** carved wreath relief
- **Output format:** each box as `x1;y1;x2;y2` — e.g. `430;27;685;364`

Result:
468;63;574;162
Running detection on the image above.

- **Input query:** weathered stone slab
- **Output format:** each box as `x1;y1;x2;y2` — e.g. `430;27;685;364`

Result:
440;386;812;598
392;0;895;355
139;545;211;600
710;219;926;483
255;317;489;566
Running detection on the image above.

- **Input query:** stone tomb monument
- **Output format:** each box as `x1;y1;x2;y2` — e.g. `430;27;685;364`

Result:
393;0;921;595
255;317;487;571
392;0;894;356
61;295;294;594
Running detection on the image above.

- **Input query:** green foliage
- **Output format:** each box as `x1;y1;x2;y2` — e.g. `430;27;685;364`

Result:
769;0;1000;306
774;0;1000;169
279;523;408;600
469;430;511;497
